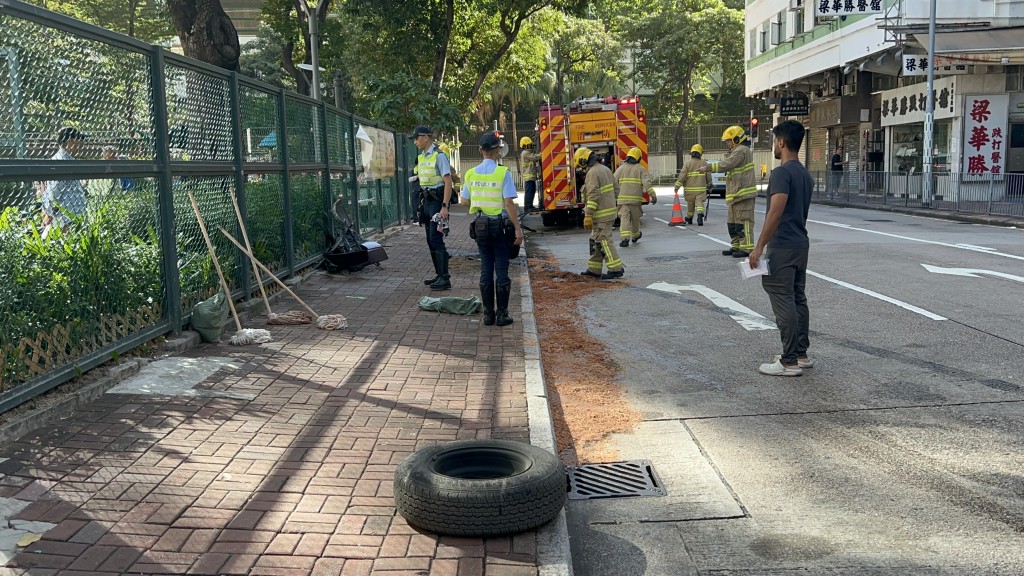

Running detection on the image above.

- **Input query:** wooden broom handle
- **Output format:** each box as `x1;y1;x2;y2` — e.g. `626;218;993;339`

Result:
228;190;272;315
217;226;320;319
187;192;242;332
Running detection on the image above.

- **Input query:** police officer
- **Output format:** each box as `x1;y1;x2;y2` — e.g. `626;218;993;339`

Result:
411;125;455;290
462;131;524;326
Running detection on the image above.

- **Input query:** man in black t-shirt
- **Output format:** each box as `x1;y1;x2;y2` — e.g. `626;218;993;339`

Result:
830;146;845;196
750;120;814;377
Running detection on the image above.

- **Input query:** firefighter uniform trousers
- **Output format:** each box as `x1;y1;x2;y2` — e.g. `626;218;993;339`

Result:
709;143;757;252
613;162;652;242
584;163;623;274
677;156;711;219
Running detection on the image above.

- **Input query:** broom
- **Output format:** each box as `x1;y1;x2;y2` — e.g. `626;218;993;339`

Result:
226;190;312;326
217;226;348;330
187;192;272;346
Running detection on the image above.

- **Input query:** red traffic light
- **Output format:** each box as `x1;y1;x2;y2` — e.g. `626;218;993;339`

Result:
750;118;759;127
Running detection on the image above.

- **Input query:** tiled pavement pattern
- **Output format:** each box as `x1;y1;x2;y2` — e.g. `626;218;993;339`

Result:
1;211;541;575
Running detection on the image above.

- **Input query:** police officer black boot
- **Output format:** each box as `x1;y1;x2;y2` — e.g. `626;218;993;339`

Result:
481;283;495;326
429;250;451;290
423;251;441;285
495;282;513;326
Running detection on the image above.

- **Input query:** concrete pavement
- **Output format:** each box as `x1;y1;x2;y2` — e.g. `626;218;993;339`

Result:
0;209;571;576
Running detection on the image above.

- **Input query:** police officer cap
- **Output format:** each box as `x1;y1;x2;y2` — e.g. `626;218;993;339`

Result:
409;125;433;139
479;131;503;151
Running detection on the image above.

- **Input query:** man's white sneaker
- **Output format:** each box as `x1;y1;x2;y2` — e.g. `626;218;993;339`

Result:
775;354;814;368
759;359;802;377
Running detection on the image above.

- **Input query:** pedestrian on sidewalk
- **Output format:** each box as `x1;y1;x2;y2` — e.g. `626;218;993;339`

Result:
519;136;542;213
749;120;814;377
614;147;656;247
700;126;757;258
577;147;624;280
674;144;711;226
411;125;455;290
830;146;846;197
462;131;524;326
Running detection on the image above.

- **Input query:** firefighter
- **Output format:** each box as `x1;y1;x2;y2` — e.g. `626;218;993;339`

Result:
577;147;624;279
411;125;455;289
614;147;657;247
462;131;524;327
674;144;712;226
519;136;542;213
700;126;757;257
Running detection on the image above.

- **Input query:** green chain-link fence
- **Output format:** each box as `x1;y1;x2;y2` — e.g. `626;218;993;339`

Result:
0;0;415;411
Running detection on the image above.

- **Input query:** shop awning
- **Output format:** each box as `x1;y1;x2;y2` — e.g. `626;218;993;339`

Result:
913;26;1024;64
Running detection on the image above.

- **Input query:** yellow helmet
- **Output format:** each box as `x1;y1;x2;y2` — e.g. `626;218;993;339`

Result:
626;147;642;162
721;125;748;143
573;147;592;168
690;144;704;155
519;136;533;147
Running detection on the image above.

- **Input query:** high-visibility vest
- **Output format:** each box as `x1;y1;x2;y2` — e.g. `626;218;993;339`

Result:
465;166;509;216
418;149;444;188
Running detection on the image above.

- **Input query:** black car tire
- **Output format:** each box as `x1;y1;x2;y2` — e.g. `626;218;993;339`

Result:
393;439;567;537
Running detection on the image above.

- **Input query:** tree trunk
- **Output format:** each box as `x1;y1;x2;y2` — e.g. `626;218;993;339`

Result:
431;0;455;94
168;0;240;71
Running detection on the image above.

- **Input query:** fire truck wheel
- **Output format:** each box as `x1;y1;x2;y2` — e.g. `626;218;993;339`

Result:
541;212;556;227
393;439;566;536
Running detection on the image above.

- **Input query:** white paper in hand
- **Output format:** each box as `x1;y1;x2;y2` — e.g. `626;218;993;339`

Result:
739;257;769;279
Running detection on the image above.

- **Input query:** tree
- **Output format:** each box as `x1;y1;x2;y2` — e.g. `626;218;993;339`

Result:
549;14;624;103
625;0;744;169
30;0;175;43
167;0;240;71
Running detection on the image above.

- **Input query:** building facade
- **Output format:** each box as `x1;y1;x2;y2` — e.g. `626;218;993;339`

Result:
745;0;1024;200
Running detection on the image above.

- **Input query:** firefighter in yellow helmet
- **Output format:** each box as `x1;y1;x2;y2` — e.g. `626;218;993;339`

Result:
700;125;757;257
674;144;712;226
614;147;657;247
576;147;623;279
519;136;542;213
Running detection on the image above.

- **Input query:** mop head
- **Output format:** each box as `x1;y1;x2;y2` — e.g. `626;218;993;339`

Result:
229;328;273;345
267;310;315;325
316;314;348;330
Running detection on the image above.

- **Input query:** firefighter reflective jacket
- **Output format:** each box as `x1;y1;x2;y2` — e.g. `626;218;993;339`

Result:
583;163;619;223
708;144;756;204
519;149;541;181
675;157;712;193
613;162;653;205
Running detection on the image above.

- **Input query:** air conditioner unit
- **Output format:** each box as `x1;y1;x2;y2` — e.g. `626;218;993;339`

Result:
842;84;857;96
789;0;803;11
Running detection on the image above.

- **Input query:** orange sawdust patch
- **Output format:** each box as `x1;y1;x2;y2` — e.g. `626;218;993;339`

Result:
528;252;643;465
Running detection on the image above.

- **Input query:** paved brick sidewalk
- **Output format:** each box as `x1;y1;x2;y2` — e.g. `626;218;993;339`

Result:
0;211;548;575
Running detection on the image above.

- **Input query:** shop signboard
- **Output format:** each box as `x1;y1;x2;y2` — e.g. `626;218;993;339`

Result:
902;55;969;76
880;76;958;127
962;94;1008;180
780;95;809;116
815;0;883;17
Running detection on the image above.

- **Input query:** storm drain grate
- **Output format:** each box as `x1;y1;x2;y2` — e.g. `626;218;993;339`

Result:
863;219;894;222
566;460;666;500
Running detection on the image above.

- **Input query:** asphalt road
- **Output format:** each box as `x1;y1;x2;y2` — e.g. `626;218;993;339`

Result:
524;188;1024;576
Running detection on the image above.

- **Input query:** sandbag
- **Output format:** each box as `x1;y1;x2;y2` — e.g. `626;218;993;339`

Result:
191;289;230;343
417;296;483;315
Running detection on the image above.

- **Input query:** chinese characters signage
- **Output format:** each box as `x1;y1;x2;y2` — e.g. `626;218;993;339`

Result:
815;0;882;17
962;94;1008;179
780;95;809;117
902;55;969;76
356;125;397;180
880;76;957;127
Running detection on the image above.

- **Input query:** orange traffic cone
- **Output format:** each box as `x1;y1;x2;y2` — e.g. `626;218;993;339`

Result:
668;191;686;226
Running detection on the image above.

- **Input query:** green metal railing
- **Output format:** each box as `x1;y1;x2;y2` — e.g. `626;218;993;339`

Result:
0;0;415;411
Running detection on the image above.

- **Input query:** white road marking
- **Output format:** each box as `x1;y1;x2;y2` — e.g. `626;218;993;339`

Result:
647;282;777;331
922;264;1024;284
810;219;1024;262
806;271;947;320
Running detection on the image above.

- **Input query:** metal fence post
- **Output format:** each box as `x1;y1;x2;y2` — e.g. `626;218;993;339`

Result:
320;102;333;239
228;72;252;299
150;48;182;333
277;89;295;276
987;172;995;215
348;114;360;233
